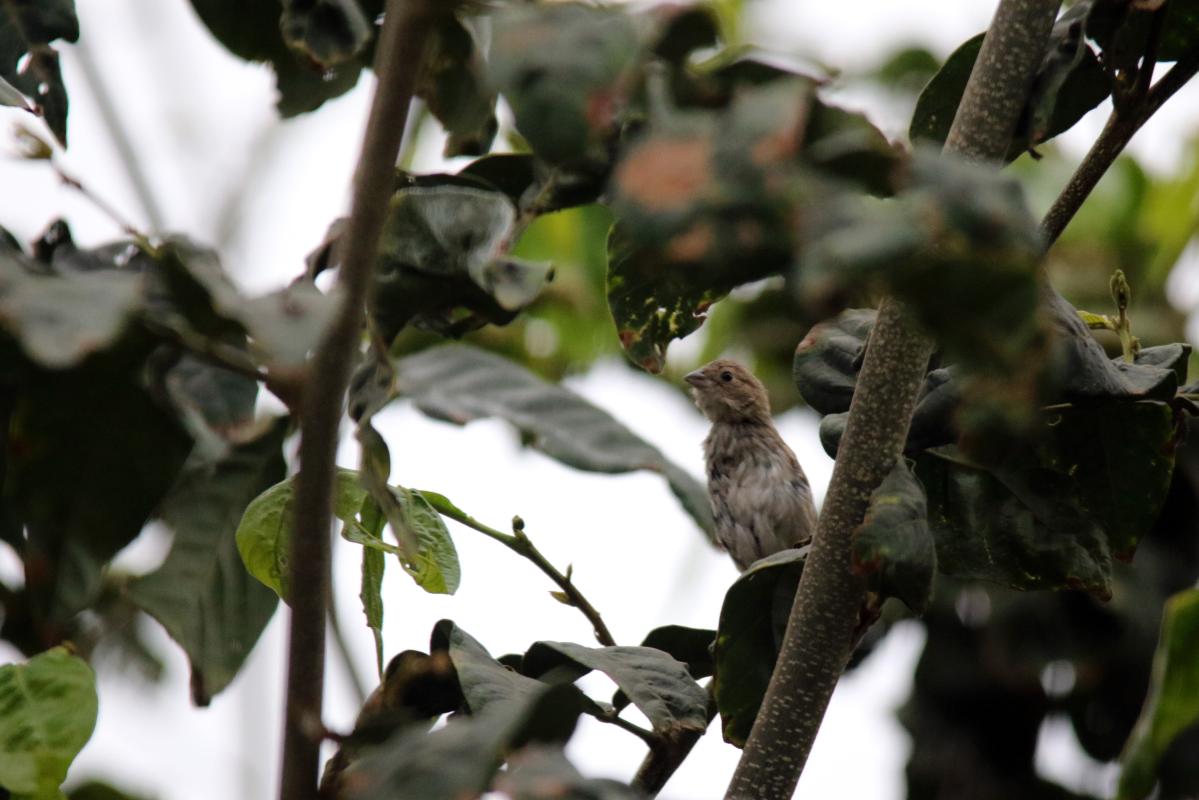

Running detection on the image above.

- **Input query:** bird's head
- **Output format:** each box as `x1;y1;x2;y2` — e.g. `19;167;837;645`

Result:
685;359;771;423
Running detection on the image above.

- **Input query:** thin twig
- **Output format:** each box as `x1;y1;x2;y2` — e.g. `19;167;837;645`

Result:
421;496;618;647
327;596;369;706
277;0;438;798
70;36;167;233
140;317;268;383
590;707;657;746
1041;45;1199;246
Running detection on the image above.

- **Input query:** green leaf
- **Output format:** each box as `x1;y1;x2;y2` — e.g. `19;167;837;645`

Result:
67;781;152;800
493;745;645;800
419;14;497;157
909;19;1110;160
279;0;371;69
8;357;193;618
432;620;551;714
713;548;806;747
0;73;29;109
391;343;715;541
1117;588;1199;800
607;78;813;372
0;0;78;146
917;400;1177;596
186;0;378;116
0;253;143;369
372;185;553;342
489;3;641;166
637;625;716;680
235;467;366;601
792;309;876;416
0;647;97;797
521;641;709;736
353;423;461;596
345;682;585;800
852;459;936;613
129;417;288;705
361;537;385;678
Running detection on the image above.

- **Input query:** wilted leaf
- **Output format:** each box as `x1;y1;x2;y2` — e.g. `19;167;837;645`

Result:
852;459;936;613
0;647;97;796
1117;588;1199;800
129;418;288;705
521;641;709;736
713;548;806;746
391;343;715;541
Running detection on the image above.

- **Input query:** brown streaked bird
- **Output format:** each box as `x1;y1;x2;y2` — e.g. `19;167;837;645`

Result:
686;359;817;571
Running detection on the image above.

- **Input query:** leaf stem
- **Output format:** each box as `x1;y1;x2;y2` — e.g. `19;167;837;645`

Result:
632;681;717;797
1041;45;1199;246
421;497;617;647
277;1;437;798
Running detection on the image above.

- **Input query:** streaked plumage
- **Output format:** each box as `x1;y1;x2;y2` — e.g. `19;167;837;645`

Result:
686;359;817;571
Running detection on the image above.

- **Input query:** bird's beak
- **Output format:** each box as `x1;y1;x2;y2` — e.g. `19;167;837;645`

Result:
684;369;705;387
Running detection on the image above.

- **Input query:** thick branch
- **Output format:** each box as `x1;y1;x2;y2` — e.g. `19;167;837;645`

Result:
277;2;436;799
1041;46;1199;246
723;3;1061;798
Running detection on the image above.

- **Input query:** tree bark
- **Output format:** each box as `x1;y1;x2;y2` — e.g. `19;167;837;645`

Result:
277;2;436;798
723;3;1062;798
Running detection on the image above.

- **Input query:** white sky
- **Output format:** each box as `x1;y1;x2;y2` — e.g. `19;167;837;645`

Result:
1;0;1195;798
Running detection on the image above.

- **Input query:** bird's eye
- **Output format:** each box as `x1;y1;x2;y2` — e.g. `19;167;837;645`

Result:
720;370;733;382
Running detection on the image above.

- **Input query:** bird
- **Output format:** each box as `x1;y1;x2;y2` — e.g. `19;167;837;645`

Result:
685;359;817;571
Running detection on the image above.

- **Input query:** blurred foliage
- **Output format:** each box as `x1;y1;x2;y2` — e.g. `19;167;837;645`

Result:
2;0;1199;798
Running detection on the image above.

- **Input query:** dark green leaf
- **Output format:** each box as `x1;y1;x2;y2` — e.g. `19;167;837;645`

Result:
0;251;143;369
489;3;640;166
432;619;549;714
68;781;152;800
494;745;646;800
852;459;936;613
792;309;875;415
372;186;553;342
8;356;193;618
419;15;497;157
652;5;720;64
344;682;584;800
799;150;1046;381
0;0;78;146
391;343;715;541
1160;0;1199;60
909;21;1110;160
608;77;813;371
279;0;371;68
1117;588;1199;800
638;625;716;680
356;493;386;677
235;467;367;601
186;0;378;116
713;548;806;747
521;641;709;736
0;647;97;796
129;418;288;705
917;400;1176;596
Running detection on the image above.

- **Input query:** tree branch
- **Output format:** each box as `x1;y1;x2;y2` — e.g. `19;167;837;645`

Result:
723;3;1062;798
277;1;437;798
632;681;718;797
1041;45;1199;247
422;496;618;647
